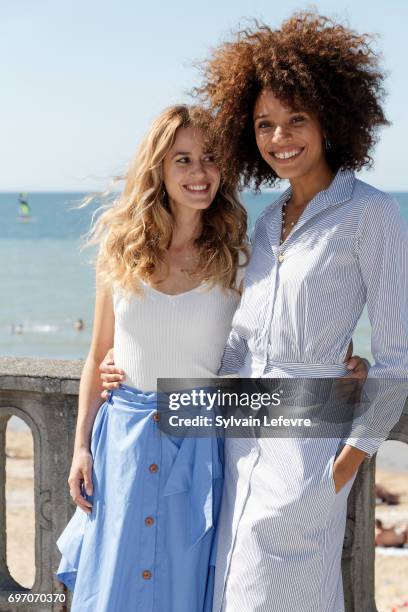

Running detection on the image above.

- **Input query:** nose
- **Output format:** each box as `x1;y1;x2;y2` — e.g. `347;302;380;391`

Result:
272;125;291;144
189;160;207;177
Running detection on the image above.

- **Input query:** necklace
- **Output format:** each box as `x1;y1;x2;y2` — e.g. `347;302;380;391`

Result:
280;197;309;246
280;198;299;246
278;197;308;263
280;199;294;246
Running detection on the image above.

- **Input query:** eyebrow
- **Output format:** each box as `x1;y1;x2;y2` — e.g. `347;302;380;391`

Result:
172;151;191;158
254;109;306;121
253;113;268;121
171;150;213;159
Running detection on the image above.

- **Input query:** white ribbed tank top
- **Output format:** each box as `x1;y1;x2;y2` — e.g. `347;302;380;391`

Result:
113;279;241;392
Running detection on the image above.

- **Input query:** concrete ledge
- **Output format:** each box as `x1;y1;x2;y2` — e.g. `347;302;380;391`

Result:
0;357;84;395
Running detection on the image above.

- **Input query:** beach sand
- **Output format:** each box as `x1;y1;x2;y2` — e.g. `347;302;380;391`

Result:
4;424;408;610
375;467;408;611
6;429;35;588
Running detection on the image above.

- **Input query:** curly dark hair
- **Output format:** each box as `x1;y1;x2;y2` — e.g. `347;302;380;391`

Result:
195;11;389;189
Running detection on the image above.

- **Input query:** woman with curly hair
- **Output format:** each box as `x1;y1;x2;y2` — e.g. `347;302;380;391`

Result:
194;11;408;612
54;104;250;611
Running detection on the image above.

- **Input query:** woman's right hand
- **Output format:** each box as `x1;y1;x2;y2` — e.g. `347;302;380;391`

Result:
99;347;125;399
68;447;94;513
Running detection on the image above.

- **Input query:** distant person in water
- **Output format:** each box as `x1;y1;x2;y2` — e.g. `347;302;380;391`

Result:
10;323;23;335
18;193;30;217
74;318;84;332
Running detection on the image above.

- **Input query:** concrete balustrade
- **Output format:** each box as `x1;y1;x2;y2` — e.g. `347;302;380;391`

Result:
0;357;81;612
0;356;407;611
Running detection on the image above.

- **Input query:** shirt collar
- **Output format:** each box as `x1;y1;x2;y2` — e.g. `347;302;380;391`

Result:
303;167;355;208
263;168;356;253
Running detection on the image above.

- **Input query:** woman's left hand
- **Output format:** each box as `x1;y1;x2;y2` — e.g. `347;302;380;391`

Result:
332;445;369;493
345;354;370;380
332;461;352;494
333;353;369;405
331;352;370;493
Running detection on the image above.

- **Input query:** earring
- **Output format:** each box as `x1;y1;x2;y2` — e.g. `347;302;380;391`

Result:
162;187;168;206
325;136;332;150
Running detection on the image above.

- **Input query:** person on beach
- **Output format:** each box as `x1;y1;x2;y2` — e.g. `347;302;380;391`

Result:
191;11;408;611
375;519;408;548
54;104;250;612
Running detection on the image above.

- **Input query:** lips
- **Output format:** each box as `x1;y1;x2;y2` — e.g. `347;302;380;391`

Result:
183;183;211;194
270;147;305;162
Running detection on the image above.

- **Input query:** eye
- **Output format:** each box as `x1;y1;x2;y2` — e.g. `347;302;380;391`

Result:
203;154;215;163
256;121;272;130
176;156;190;164
291;115;306;125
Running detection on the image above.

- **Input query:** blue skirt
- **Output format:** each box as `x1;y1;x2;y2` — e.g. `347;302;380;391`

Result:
55;384;224;612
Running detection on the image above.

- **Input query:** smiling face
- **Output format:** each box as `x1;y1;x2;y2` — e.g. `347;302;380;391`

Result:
253;89;329;181
162;126;220;214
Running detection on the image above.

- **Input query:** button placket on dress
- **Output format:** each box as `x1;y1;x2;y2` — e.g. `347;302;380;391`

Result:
259;206;288;376
137;406;162;609
265;229;299;367
246;205;283;375
257;266;279;375
217;441;260;612
263;193;340;374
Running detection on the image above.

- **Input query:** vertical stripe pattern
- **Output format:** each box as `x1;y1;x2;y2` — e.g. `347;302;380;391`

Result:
214;168;408;612
220;168;408;457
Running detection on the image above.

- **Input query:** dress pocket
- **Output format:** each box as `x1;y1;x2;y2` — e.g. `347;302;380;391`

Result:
327;452;338;497
327;444;358;499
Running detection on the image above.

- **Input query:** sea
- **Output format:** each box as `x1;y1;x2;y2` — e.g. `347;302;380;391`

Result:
2;190;408;467
2;190;408;362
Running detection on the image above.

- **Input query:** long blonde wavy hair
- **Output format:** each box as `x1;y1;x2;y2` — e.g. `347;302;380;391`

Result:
81;104;249;295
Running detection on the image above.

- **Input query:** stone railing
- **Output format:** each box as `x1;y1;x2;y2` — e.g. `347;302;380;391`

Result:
0;357;82;612
0;356;407;611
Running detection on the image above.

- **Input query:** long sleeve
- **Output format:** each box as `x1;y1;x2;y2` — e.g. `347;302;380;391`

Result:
344;192;408;456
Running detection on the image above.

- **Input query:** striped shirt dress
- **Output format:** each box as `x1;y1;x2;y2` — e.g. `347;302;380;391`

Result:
213;168;408;611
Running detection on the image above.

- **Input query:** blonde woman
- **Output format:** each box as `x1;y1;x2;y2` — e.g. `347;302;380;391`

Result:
55;105;249;612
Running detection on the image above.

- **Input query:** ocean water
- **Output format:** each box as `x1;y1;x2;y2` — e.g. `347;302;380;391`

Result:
1;190;408;361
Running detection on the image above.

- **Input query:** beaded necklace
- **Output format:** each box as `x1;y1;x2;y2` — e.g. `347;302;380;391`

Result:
278;198;308;262
280;199;294;246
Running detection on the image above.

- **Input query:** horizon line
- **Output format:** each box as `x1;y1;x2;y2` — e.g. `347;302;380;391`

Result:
2;188;408;194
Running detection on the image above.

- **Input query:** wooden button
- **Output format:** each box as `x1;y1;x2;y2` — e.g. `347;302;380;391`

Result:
145;516;155;526
142;570;152;580
149;463;158;473
153;412;160;422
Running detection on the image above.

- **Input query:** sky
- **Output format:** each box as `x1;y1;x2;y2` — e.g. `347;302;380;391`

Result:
1;0;407;191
